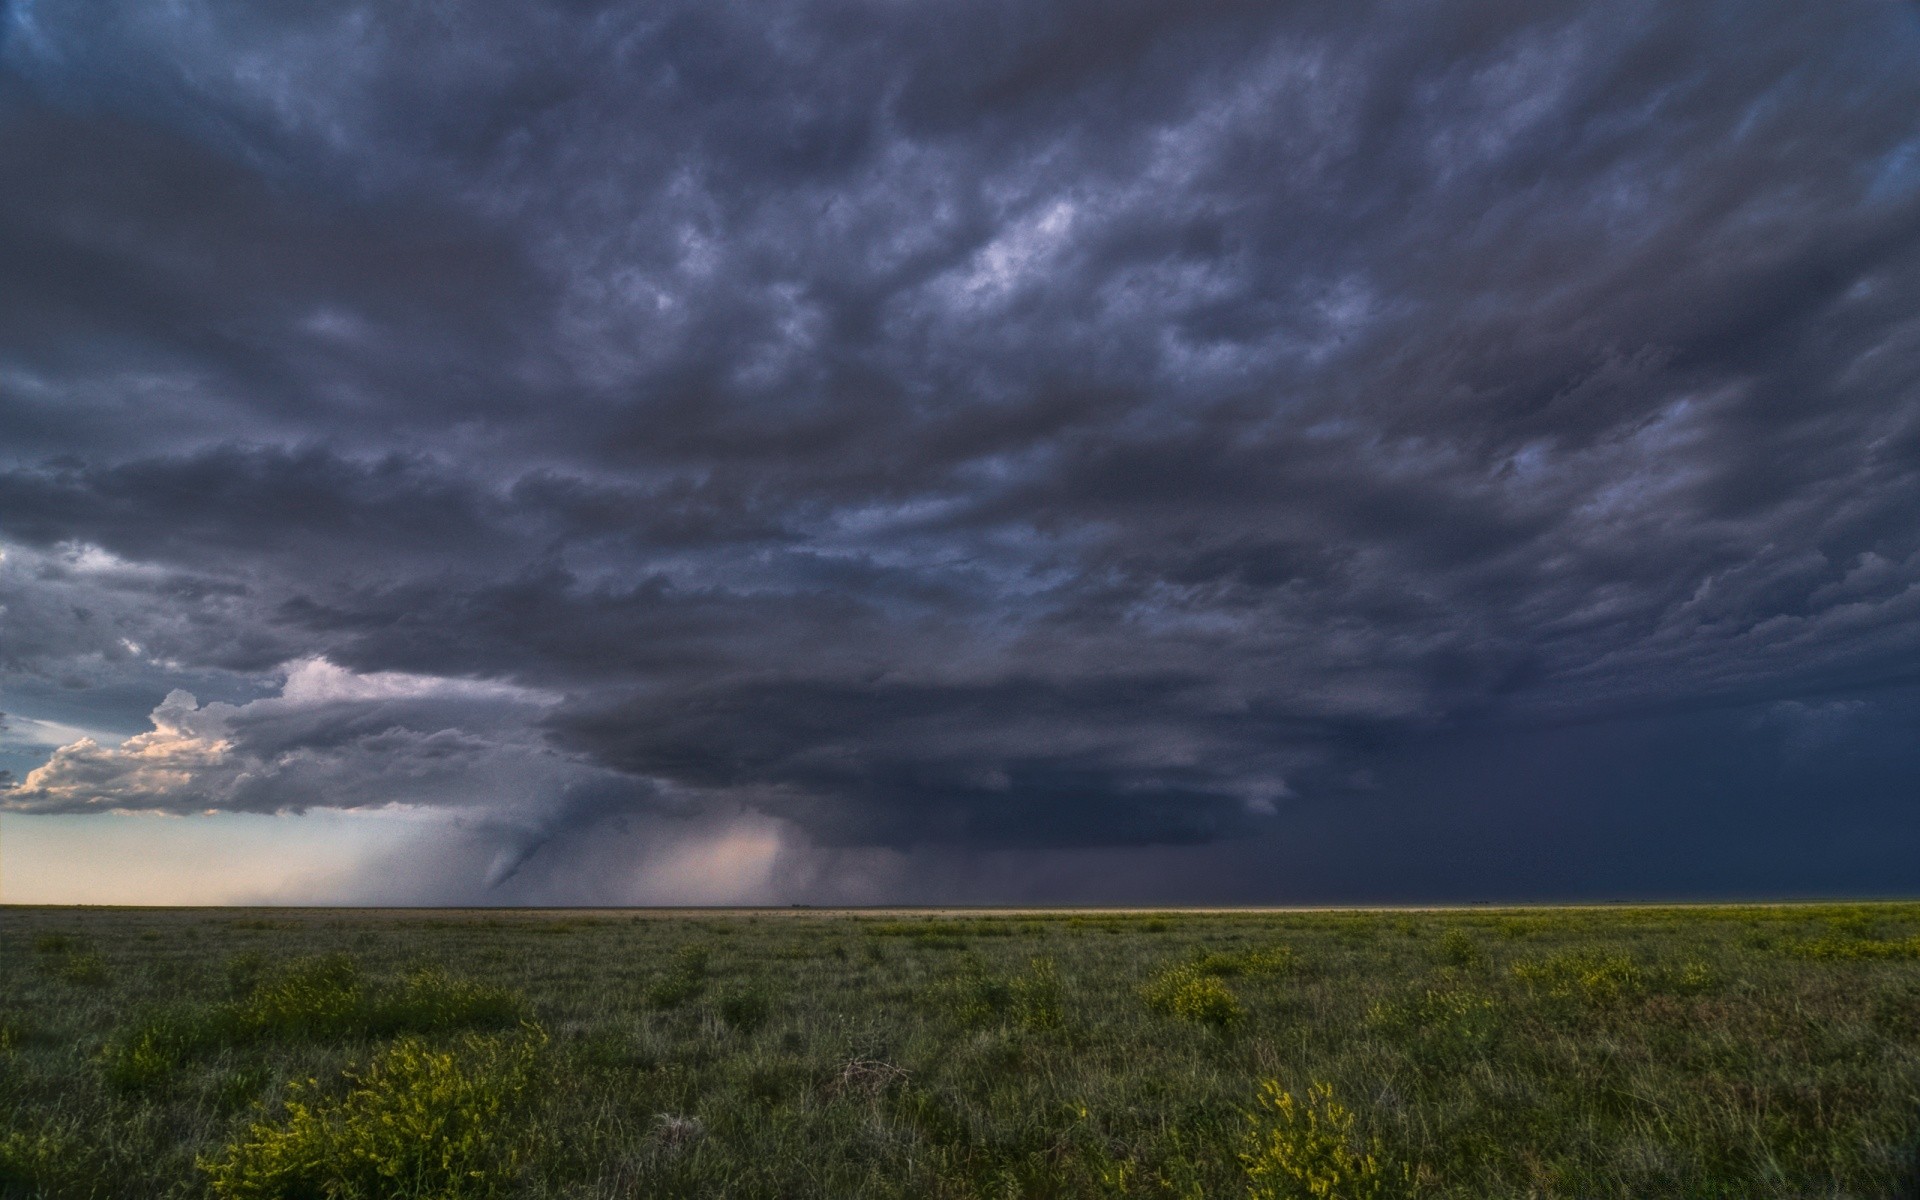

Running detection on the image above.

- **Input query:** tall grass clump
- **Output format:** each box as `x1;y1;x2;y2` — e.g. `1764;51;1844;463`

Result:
201;1028;547;1200
1190;945;1295;978
940;956;1065;1031
645;944;711;1009
1777;933;1920;961
1436;928;1485;969
102;956;529;1087
1367;987;1499;1063
1140;962;1246;1028
1511;950;1645;1010
1241;1080;1407;1200
0;1128;92;1197
1011;956;1064;1031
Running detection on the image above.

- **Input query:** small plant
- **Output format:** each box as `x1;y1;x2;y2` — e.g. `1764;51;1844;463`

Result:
1191;945;1296;978
31;933;79;955
0;1127;90;1196
942;956;1014;1028
1011;957;1065;1031
1241;1080;1406;1200
374;968;530;1035
239;954;363;1036
1367;988;1499;1061
1512;951;1645;1010
224;951;268;998
716;983;772;1032
1437;928;1485;969
1140;963;1246;1028
645;944;712;1010
1777;933;1920;961
102;957;529;1088
200;1027;547;1199
55;952;110;987
1662;960;1719;995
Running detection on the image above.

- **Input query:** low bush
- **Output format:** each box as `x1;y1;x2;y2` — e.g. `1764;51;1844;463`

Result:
645;944;711;1010
1367;988;1499;1061
716;984;772;1032
201;1027;548;1200
1437;928;1485;969
1011;957;1064;1031
102;956;529;1088
1776;934;1920;961
1511;951;1645;1010
1241;1079;1407;1200
1190;945;1296;978
1140;963;1246;1028
0;1127;93;1197
940;956;1066;1032
54;951;110;986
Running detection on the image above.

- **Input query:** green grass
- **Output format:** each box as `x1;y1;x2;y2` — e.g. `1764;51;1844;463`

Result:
2;903;1920;1197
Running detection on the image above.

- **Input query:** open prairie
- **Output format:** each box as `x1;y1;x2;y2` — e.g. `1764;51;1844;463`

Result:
3;902;1919;1198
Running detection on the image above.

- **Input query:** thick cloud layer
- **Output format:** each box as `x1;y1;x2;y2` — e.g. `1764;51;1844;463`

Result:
3;0;1919;898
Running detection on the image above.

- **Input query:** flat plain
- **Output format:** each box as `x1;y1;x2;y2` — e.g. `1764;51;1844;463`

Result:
3;902;1919;1198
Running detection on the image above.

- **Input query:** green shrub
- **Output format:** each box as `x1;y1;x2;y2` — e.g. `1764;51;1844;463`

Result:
225;951;268;999
645;944;712;1010
55;952;110;987
1776;934;1920;961
238;954;363;1037
371;968;530;1036
1141;964;1246;1028
716;984;772;1032
103;1006;223;1090
942;957;1014;1028
1658;960;1720;995
0;1127;93;1196
1191;945;1295;978
102;958;529;1088
200;1027;547;1200
1437;929;1485;969
31;934;79;955
1511;951;1645;1009
1367;988;1499;1061
1011;957;1064;1031
940;956;1065;1031
1241;1079;1406;1200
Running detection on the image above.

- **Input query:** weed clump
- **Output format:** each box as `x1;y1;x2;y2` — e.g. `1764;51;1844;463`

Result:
1011;956;1064;1031
715;983;772;1032
1191;945;1295;978
1141;963;1246;1028
1241;1079;1406;1200
201;1027;547;1200
1777;933;1920;961
102;956;529;1087
1511;951;1645;1010
0;1127;91;1196
646;944;711;1009
1437;928;1485;969
940;956;1066;1031
1367;988;1499;1061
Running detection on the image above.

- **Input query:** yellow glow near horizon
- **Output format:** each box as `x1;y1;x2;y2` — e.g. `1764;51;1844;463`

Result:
0;809;432;905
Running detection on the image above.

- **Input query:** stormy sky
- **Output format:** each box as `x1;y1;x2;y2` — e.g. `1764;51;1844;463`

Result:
3;0;1919;904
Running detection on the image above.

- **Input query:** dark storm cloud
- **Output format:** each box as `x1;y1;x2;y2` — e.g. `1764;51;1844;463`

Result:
3;0;1919;892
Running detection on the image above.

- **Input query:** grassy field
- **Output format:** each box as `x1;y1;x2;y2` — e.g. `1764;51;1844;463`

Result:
3;903;1919;1199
